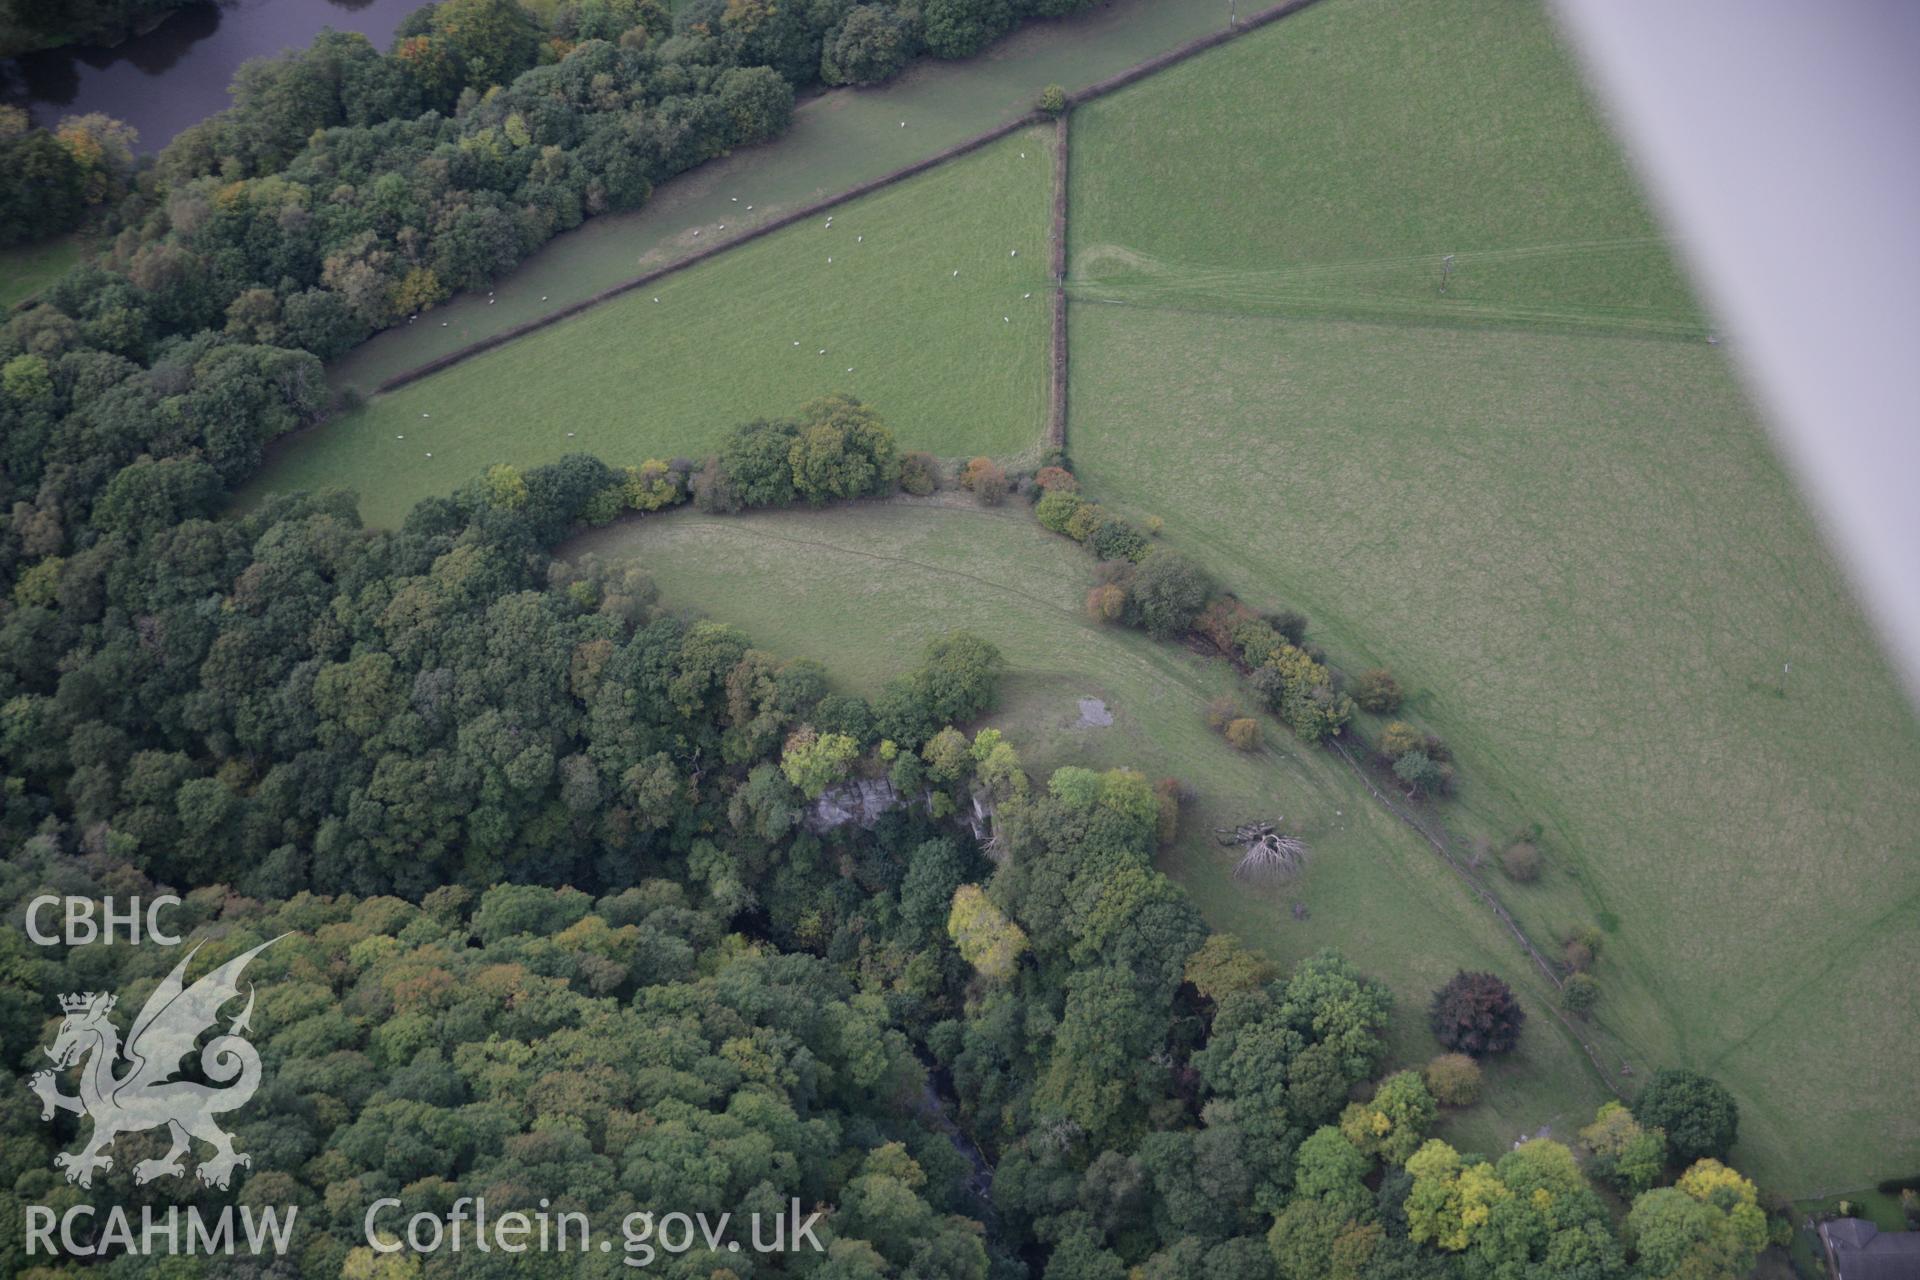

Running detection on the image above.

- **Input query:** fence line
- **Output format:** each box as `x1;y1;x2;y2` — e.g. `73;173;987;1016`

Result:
377;114;1047;393
373;0;1330;396
1329;737;1636;1097
1047;111;1070;451
1065;0;1327;108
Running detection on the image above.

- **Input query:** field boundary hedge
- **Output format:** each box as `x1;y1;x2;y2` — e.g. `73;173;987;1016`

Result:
373;0;1330;399
1047;111;1070;450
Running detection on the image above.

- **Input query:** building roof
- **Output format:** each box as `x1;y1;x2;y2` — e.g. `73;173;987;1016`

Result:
1823;1218;1920;1280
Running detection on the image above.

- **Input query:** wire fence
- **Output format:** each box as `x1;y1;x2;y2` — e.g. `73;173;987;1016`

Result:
374;0;1331;397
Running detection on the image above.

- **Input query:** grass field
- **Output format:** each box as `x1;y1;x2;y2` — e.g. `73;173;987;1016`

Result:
570;499;1614;1161
245;128;1055;527
1065;0;1920;1193
1069;0;1701;335
0;233;86;310
329;0;1240;393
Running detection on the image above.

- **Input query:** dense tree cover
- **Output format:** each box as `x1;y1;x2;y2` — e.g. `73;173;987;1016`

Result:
0;449;1779;1277
0;20;796;562
0;443;958;897
12;785;1779;1279
0;853;1001;1278
0;0;1103;572
0;7;1792;1276
0;108;138;246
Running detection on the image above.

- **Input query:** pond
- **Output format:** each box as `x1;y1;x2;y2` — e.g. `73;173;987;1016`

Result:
1;0;429;149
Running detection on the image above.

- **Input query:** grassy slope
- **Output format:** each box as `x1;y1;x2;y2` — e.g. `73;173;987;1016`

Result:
1067;0;1920;1192
246;128;1054;527
330;0;1238;392
569;501;1613;1160
0;234;85;309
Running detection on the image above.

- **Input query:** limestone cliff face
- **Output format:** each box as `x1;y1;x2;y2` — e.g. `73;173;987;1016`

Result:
806;780;1003;859
805;779;905;832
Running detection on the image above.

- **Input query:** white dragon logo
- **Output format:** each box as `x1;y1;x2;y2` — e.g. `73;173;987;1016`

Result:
28;936;282;1190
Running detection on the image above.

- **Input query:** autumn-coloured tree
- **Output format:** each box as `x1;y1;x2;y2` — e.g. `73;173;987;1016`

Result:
1379;720;1424;760
1429;970;1525;1057
898;450;939;495
947;883;1028;980
779;726;859;797
1424;1053;1483;1106
1225;718;1262;751
921;725;972;783
1405;1139;1509;1252
1580;1101;1667;1194
1352;667;1403;714
1339;1070;1437;1163
1035;488;1084;533
1501;839;1541;882
622;458;684;510
1086;582;1127;623
1182;933;1277;1003
961;456;1008;505
1033;465;1079;493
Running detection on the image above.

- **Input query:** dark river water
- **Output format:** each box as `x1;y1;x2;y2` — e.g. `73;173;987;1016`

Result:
1;0;431;150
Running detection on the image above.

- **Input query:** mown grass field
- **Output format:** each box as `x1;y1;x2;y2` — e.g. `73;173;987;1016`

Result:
570;500;1614;1160
246;128;1054;526
1066;0;1920;1193
0;233;85;309
330;0;1237;392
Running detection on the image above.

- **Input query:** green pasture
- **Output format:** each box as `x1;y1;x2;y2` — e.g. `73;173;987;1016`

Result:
1068;0;1702;335
329;0;1240;392
1067;302;1920;1194
570;499;1615;1160
245;129;1055;526
1067;0;1920;1197
1063;0;1919;1195
0;233;86;310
